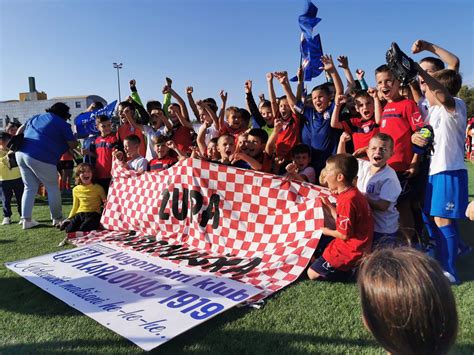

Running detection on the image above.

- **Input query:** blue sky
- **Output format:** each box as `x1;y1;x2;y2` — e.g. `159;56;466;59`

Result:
1;0;473;109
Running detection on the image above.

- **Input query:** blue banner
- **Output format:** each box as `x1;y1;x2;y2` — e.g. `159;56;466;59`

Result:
74;100;117;138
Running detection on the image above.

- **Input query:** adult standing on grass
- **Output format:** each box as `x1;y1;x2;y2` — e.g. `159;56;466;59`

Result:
15;103;78;229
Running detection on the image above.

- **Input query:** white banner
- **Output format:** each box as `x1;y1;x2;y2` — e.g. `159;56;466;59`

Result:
5;243;262;351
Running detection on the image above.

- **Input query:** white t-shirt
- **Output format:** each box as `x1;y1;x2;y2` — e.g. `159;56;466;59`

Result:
142;125;166;161
127;156;148;172
417;97;430;124
357;159;401;234
299;166;316;184
428;98;467;175
192;124;219;146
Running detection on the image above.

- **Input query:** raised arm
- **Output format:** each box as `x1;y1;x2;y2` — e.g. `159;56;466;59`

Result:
166;85;190;122
186;86;201;121
367;88;382;125
330;95;346;129
267;73;279;119
166;140;188;160
337;132;351;154
337;56;356;90
322;54;344;97
355;69;368;90
129;79;144;107
274;71;298;114
295;66;304;104
196;122;209;158
412;39;460;71
415;62;455;111
245;80;265;128
265;118;283;156
217;90;227;131
124;96;145;132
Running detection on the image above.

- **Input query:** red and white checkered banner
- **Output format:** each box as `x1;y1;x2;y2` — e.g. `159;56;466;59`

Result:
69;158;332;301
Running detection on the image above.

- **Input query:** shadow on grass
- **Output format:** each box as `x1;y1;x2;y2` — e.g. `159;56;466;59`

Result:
0;239;15;244
1;330;473;354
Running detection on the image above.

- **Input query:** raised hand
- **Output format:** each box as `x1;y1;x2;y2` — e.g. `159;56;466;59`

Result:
337;55;349;69
186;86;193;94
320;54;336;72
273;117;284;131
286;162;298;175
356;69;365;80
244;80;252;93
340;131;352;143
162;85;170;95
129;79;136;87
335;94;347;106
166;140;177;150
219;90;228;104
273;71;289;84
411;39;430;54
258;93;265;102
367;87;378;98
165;77;172;88
266;72;274;82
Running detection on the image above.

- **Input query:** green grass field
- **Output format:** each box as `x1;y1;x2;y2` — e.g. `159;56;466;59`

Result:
1;164;473;354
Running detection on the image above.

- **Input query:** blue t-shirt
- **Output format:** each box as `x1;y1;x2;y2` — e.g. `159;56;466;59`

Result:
20;113;75;165
299;101;341;171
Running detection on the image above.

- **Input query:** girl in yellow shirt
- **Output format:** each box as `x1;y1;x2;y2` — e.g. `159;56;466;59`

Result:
58;163;106;233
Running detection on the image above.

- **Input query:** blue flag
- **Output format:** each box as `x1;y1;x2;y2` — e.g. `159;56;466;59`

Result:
74;100;117;138
290;34;323;82
298;0;321;40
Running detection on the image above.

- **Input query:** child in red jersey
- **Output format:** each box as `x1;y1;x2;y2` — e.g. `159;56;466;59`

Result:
308;154;373;281
148;135;186;172
86;115;120;194
331;91;380;152
375;64;423;242
219;106;248;139
266;71;300;163
116;101;147;157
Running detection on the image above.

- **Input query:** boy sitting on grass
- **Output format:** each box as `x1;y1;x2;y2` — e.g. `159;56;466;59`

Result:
308;154;373;281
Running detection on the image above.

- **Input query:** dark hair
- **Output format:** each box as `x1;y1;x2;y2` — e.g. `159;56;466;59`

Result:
375;64;392;75
95;114;110;124
326;153;358;183
260;100;272;109
74;163;96;185
5;122;21;130
0;132;12;141
118;101;135;111
311;83;331;96
370;133;394;150
152;135;170;145
248;128;268;144
432;69;462;96
420;56;445;72
353;90;372;101
239;108;251;123
358;247;458;355
46;102;71;120
91;101;104;110
209;137;218;145
146;100;162;113
291;143;311;156
124;134;141;145
203;98;218;113
278;95;288;102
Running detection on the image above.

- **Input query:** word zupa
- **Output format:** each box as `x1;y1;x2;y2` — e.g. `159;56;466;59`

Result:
159;188;220;229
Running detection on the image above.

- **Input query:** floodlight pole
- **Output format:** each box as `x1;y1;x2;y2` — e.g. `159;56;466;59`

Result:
113;62;123;102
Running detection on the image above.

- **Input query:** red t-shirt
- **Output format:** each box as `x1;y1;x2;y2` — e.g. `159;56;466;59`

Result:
379;99;422;172
342;117;379;151
219;123;247;140
117;123;147;157
149;156;177;172
276;113;300;160
323;187;374;271
172;126;194;153
93;134;119;179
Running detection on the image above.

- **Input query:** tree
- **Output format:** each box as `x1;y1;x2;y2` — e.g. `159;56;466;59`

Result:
458;85;474;119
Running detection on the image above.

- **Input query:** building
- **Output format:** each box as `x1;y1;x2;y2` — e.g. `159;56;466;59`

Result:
0;77;107;130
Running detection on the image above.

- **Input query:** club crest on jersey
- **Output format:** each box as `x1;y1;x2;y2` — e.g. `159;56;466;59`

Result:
323;111;330;120
338;216;350;231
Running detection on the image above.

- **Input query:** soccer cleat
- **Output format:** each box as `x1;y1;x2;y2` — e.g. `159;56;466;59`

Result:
2;217;11;225
52;218;64;227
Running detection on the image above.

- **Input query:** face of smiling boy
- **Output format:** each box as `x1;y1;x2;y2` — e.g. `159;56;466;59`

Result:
376;71;400;102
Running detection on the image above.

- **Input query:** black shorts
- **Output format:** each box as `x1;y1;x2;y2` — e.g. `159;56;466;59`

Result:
309;256;353;282
57;160;74;171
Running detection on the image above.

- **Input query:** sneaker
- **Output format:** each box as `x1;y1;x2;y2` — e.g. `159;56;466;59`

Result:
2;217;11;225
22;219;40;230
52;218;64;227
18;218;24;225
